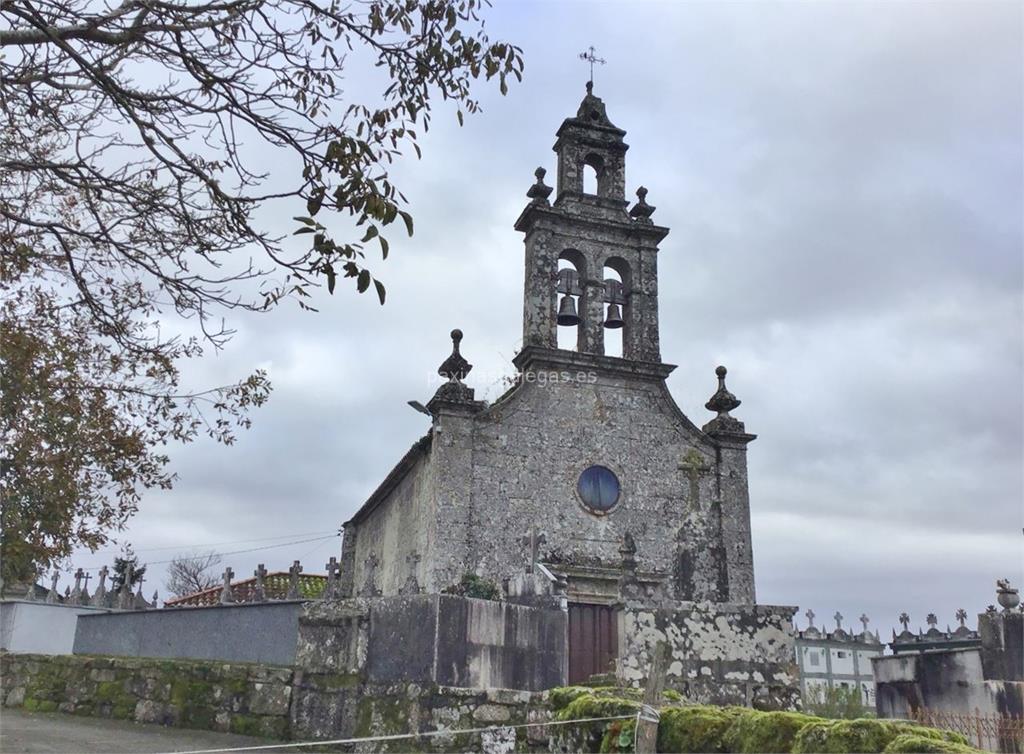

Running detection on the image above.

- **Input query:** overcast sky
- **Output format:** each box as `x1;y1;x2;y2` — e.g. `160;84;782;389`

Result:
64;0;1022;639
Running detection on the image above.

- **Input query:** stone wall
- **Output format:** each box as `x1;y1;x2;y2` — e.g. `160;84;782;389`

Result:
1;600;110;655
73;601;304;665
0;652;292;738
617;602;799;710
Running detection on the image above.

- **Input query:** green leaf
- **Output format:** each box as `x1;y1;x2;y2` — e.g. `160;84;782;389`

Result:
361;225;378;243
325;265;336;294
357;269;370;293
379;235;389;259
398;210;414;236
374;279;386;305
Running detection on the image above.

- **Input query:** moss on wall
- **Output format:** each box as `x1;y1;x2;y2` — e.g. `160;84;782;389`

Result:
1;652;291;740
551;688;983;754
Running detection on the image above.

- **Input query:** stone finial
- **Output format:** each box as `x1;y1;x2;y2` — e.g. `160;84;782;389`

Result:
287;560;303;599
926;612;938;627
956;608;968;627
805;608;815;628
118;563;135;610
619;531;638;573
438;329;471;382
997;578;1020;611
253;564;267;602
834;611;844;631
527;167;553;204
427;329;482;413
629;186;655;224
520;527;547;574
859;614;870;632
702;366;753;441
899;612;910;630
46;572;59;604
219;567;235;604
152;590;159;608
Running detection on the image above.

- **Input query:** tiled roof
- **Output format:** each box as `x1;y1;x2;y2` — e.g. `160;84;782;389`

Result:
165;572;326;607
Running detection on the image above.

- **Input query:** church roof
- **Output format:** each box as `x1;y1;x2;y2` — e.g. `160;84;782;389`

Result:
345;432;433;527
165;572;327;606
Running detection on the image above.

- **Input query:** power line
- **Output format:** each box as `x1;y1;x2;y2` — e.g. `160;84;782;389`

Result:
75;534;339;572
90;529;338;555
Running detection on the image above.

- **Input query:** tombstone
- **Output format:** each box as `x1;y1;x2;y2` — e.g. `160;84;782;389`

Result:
220;567;235;604
46;572;59;604
70;568;84;603
253;564;267;603
324;557;340;599
92;566;108;607
286;561;302;600
80;571;91;604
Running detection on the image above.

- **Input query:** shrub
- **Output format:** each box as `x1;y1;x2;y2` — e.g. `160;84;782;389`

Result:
803;685;876;719
441;573;501;600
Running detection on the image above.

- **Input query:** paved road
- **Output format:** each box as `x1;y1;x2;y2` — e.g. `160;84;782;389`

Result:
0;708;296;754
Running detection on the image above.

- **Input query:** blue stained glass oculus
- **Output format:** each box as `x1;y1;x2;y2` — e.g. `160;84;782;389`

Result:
577;465;621;513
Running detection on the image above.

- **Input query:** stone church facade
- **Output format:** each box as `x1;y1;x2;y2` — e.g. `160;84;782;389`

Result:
340;83;756;609
334;85;797;702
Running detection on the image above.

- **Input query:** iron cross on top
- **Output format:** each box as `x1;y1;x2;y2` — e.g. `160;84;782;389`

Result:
579;46;606;84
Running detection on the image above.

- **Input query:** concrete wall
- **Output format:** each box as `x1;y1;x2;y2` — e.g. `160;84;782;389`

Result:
873;648;1024;720
618;601;800;710
73;601;304;665
0;600;109;655
294;595;567;692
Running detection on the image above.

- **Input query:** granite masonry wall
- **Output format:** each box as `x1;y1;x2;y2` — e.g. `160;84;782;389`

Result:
0;652;293;738
617;602;800;710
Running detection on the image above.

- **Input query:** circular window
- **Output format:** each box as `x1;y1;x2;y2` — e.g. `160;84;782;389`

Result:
577;465;621;514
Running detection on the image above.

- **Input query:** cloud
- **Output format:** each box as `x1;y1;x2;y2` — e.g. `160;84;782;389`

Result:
63;1;1021;633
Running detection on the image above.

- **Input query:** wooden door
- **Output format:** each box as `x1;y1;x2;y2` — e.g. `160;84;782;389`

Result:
568;603;618;684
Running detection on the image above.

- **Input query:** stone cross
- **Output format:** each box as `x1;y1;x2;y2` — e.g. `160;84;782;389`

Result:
253;564;267;602
899;612;910;630
220;567;235;604
287;561;302;600
859;614;870;632
679;450;711;507
804;608;815;628
578;46;606;84
955;608;967;627
119;563;135;609
520;527;546;573
47;572;59;604
92;566;108;606
24;570;38;601
926;612;938;627
71;568;84;601
325;557;340;599
80;571;91;603
833;611;843;630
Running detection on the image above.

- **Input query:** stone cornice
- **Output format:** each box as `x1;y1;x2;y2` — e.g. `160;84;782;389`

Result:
512;346;676;382
513;202;670;243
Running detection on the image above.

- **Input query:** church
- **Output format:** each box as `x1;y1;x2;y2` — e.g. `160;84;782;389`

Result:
335;84;794;698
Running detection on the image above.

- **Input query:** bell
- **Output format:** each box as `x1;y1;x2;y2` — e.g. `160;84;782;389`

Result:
557;295;580;326
604;303;624;329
